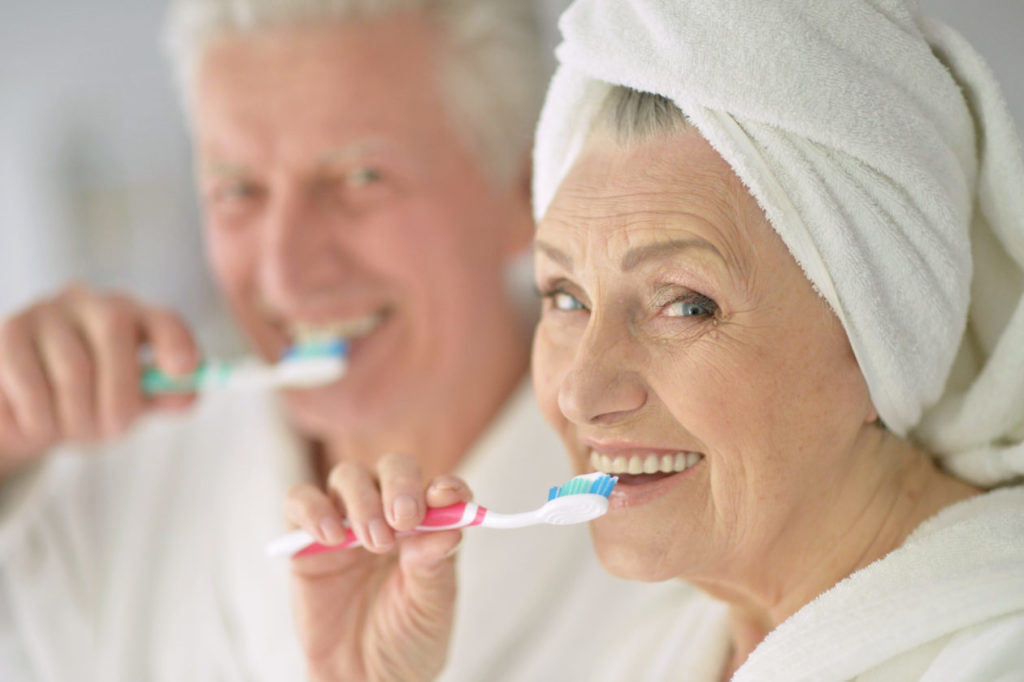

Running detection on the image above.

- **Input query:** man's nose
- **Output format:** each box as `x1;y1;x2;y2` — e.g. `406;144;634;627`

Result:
258;187;346;306
557;320;647;426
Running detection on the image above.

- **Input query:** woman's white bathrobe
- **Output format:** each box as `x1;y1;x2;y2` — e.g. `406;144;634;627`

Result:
596;487;1024;682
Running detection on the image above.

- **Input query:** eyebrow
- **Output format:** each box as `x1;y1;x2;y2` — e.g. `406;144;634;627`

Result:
202;161;249;178
533;237;725;272
318;139;398;167
199;139;404;178
534;239;574;270
620;238;725;271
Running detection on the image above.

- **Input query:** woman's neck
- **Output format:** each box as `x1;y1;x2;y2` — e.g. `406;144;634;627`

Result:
710;431;981;676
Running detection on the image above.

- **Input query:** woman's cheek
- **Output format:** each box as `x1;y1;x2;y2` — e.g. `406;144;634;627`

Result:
531;323;573;429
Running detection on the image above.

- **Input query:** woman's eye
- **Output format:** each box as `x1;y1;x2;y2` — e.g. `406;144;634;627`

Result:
664;294;718;318
540;287;587;312
553;291;585;311
347;167;381;187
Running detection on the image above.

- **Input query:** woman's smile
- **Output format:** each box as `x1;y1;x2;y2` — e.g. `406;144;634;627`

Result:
583;441;706;510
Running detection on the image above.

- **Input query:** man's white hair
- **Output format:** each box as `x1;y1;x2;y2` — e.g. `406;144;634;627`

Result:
164;0;545;185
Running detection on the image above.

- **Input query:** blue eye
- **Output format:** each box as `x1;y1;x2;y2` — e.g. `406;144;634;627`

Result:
538;286;587;313
552;291;586;312
664;294;717;318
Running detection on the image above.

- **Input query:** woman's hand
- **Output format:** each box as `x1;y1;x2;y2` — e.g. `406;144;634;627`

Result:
285;453;467;682
0;285;200;477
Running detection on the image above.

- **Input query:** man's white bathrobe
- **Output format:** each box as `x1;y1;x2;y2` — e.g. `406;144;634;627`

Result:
0;382;689;681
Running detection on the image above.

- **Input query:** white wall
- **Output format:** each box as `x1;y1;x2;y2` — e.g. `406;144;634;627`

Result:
1;1;1020;350
0;0;230;347
924;0;1024;130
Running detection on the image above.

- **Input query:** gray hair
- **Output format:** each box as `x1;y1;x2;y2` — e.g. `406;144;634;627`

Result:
164;0;546;185
593;85;692;144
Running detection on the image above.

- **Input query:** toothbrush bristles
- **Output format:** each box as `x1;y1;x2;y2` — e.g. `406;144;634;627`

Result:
547;473;618;501
282;338;348;360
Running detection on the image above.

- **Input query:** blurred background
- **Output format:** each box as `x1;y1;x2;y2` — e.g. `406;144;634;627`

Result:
1;0;1021;354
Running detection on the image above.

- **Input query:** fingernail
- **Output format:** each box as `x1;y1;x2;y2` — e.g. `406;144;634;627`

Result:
368;519;391;548
319;517;345;545
429;478;463;493
392;494;419;521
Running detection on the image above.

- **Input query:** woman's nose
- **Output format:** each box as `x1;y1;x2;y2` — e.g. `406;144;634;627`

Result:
557;324;647;426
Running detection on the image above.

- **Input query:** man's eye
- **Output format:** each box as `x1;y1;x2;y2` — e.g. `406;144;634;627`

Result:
213;180;260;202
347;167;381;187
664;294;718;318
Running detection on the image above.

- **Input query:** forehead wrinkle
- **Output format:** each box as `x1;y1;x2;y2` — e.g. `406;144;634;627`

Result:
539;131;761;285
620;235;725;271
547;201;746;281
555;176;749;272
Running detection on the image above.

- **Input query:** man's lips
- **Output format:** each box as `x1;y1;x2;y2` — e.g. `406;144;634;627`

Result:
289;310;388;344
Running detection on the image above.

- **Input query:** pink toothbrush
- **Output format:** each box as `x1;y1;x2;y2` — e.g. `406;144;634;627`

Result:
266;472;617;558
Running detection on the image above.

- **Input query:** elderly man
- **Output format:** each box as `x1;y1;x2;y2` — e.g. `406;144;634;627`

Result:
0;1;681;680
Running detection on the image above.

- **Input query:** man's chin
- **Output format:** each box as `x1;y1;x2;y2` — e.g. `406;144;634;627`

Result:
278;384;364;438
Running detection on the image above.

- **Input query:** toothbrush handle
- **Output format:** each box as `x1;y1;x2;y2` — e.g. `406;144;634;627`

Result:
140;361;232;394
266;526;362;558
417;502;486;530
267;503;486;558
140;365;201;394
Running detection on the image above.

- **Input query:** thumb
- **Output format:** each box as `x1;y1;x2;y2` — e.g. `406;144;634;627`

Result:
368;530;459;681
398;529;461;609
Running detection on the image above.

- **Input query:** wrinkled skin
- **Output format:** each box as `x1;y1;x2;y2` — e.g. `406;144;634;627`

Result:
284;454;469;682
531;127;979;676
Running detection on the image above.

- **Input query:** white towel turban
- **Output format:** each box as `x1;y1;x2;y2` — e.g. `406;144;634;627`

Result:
532;0;1024;486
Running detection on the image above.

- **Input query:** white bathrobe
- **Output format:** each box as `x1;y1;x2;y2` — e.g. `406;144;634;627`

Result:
0;382;691;681
589;487;1024;682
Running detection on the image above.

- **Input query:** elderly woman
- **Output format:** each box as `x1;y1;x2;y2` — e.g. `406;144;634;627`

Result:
284;0;1024;680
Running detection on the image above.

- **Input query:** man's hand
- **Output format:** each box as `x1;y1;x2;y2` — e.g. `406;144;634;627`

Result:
284;453;467;682
0;284;200;476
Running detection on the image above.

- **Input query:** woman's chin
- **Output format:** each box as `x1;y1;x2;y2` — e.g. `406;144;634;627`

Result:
590;518;685;583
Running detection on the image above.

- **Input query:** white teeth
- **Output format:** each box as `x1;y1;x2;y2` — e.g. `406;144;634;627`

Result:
292;314;383;342
589;450;703;476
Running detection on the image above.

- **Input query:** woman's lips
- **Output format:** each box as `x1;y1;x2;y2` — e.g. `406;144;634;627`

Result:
583;446;705;511
589;449;702;475
607;461;702;510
